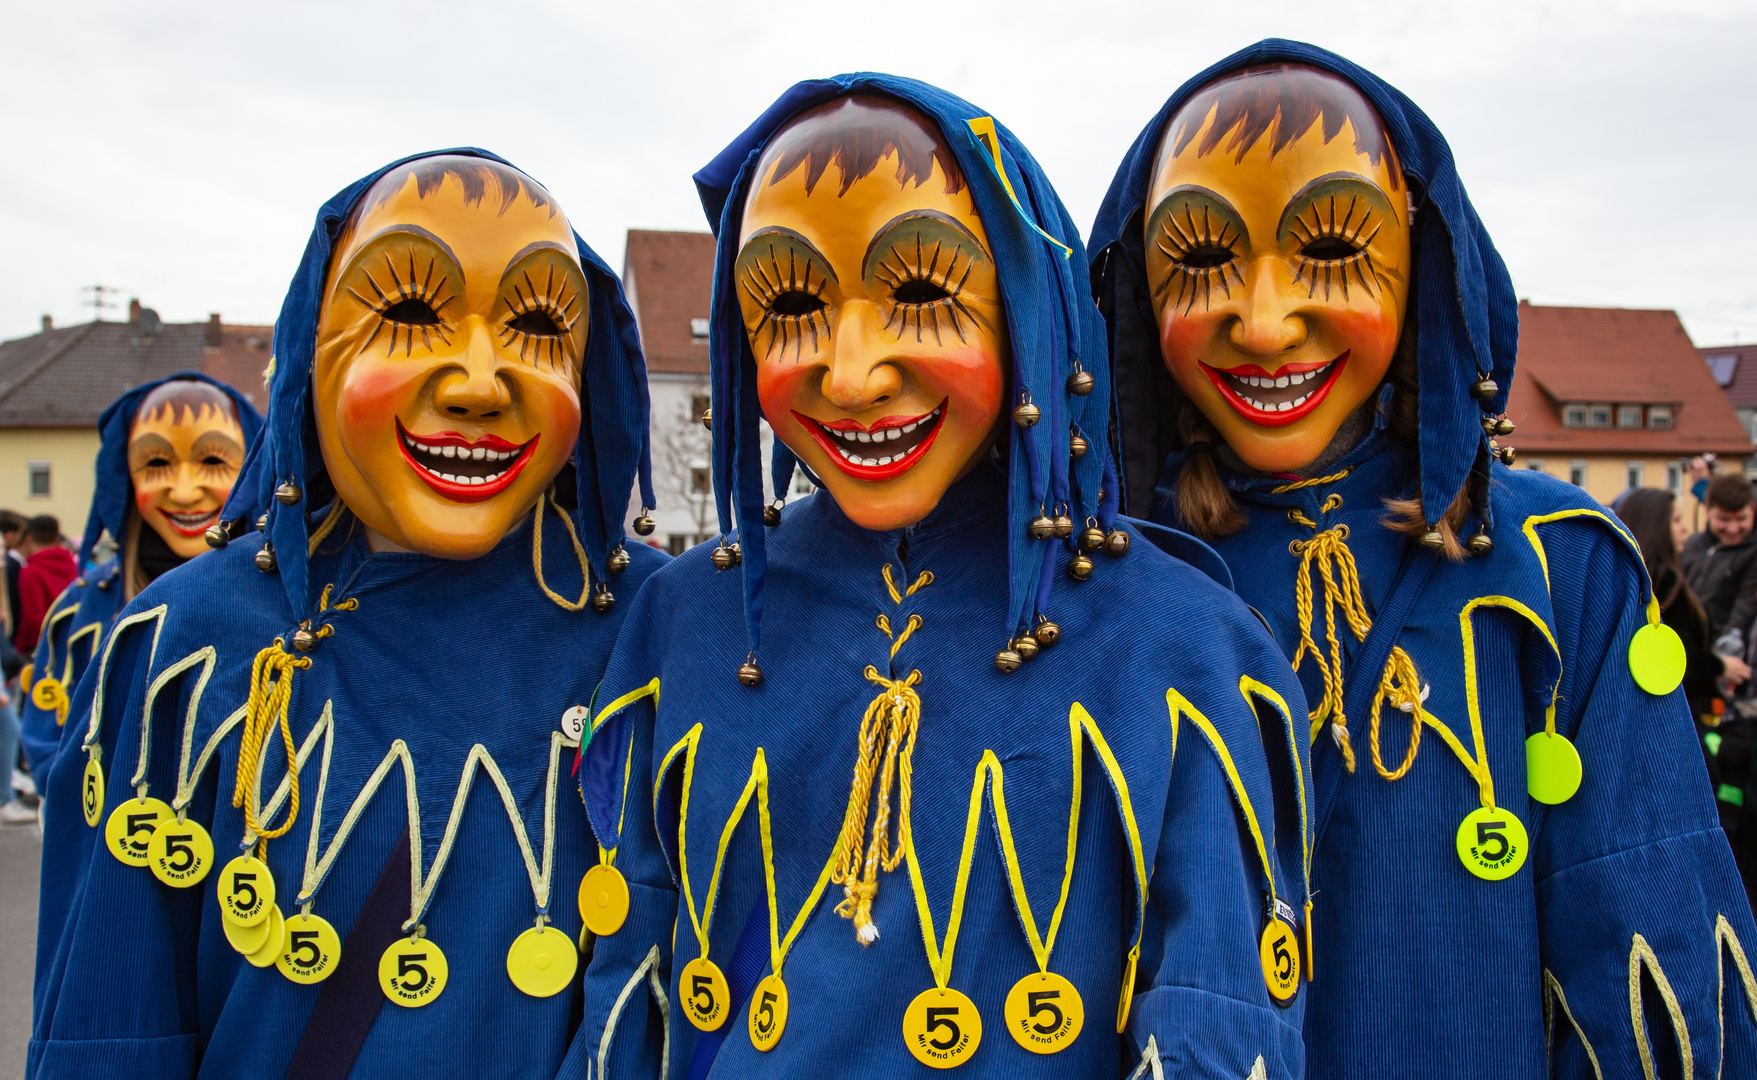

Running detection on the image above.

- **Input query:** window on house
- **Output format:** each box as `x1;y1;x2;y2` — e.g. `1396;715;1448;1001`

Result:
690;317;710;342
689;394;711;425
1569;461;1588;487
1562;404;1587;428
1588;405;1612;428
1648;405;1673;430
1526;459;1545;472
668;534;691;557
689;466;712;496
1626;462;1644;489
27;461;49;497
1667;463;1681;493
1617;405;1643;429
792;467;814;495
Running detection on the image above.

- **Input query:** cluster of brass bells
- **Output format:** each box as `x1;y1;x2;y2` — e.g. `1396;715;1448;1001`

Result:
1487;439;1516;466
254;546;276;572
1069;430;1089;459
1481;415;1515;437
996;617;1062;673
994;648;1022;673
1066;369;1095;396
1106;530;1129;557
632;508;656;536
1029;515;1055;541
710;543;744;571
700;408;712;432
274;482;302;506
1079;525;1105;551
1013;401;1040;427
737;660;763;687
1011;634;1040;661
1033;618;1061;647
590;586;615;614
764;501;783;527
1471;377;1499;403
607;547;631;574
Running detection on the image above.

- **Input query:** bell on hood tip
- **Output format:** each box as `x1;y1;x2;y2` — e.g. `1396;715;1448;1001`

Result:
737;661;763;687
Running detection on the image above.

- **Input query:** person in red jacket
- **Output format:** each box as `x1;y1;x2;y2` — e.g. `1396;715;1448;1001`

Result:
13;516;76;654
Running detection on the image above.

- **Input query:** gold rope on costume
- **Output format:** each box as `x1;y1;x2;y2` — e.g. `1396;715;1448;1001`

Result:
233;638;309;843
306;499;349;555
831;666;922;944
531;493;592;611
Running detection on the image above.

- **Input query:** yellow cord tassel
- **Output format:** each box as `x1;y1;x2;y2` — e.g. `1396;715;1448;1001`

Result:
1290;525;1370;771
830;666;922;944
1368;646;1427;781
232;638;310;843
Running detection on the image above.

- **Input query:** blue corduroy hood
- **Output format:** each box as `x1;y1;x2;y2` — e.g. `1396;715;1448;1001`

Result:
223;148;656;623
693;74;1113;663
81;371;263;566
1089;39;1517;530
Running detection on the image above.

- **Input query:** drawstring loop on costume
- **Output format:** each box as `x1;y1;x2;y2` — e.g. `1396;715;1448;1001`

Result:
1288;523;1370;771
233;637;312;852
830;665;923;945
532;492;593;612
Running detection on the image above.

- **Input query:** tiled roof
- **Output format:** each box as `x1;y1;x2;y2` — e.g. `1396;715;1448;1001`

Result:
0;316;271;427
1699;343;1757;409
202;323;274;413
1506;303;1753;457
623;230;714;376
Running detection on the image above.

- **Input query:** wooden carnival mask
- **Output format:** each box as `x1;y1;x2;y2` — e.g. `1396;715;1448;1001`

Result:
314;156;586;559
737;95;1007;531
128;381;246;559
1145;65;1411;473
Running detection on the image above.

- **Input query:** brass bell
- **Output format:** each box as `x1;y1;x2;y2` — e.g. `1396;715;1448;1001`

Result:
729;542;743;566
291;628;317;652
204;522;229;549
256;514;269;530
591;587;615;614
994;648;1023;674
711;546;735;571
1078;526;1105;552
1471;377;1499;402
737;661;763;687
764;502;782;527
1105;530;1131;558
633;509;656;536
254;546;277;572
1496;418;1515;436
1467;530;1494;555
274;482;302;506
1419;528;1445;550
1029;515;1056;541
700;408;712;431
1013;401;1041;428
1498;445;1516;466
1033;619;1061;648
1052;514;1074;539
1012;635;1040;662
1066;369;1095;396
1069;431;1089;460
1481;415;1498;434
607;547;631;574
1068;554;1095;581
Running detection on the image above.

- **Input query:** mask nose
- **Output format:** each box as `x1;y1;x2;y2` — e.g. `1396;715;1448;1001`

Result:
1230;257;1308;359
820;301;902;414
432;316;512;420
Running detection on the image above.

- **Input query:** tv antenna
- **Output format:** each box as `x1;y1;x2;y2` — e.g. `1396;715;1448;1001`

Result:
80;284;120;322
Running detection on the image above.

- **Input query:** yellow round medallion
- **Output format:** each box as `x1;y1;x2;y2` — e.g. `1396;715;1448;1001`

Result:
578;864;629;937
679;956;730;1031
1629;622;1686;696
1456;805;1529;881
747;973;788;1051
1258;918;1300;1004
244;905;286;968
506;925;578;998
276;911;342;984
148;817;214;888
31;676;65;714
1525;731;1583;805
217;855;275;927
1003;971;1082;1053
104;796;170;866
903;987;982;1069
80;757;105;827
379;936;448;1008
223;905;275;956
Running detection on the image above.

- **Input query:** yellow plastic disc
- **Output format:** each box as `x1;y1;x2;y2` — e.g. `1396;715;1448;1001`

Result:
31;676;65;713
1003;971;1083;1053
148;817;214;888
244;905;286;968
19;662;32;693
506;925;577;998
1456;805;1529;881
903;987;982;1069
80;757;105;827
1629;622;1686;696
276;912;342;984
1115;947;1138;1032
1526;731;1583;805
105;796;170;866
217;855;275;927
578;864;629;937
1258;918;1300;1004
747;973;788;1051
679;956;730;1031
379;936;448;1008
223;905;275;955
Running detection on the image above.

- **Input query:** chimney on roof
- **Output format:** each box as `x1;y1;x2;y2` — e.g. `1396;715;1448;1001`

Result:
40;315;52;332
206;313;222;348
129;298;141;325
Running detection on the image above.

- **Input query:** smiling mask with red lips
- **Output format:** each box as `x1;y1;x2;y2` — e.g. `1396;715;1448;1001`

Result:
736;95;1007;532
127;380;246;560
1145;65;1412;473
313;156;585;559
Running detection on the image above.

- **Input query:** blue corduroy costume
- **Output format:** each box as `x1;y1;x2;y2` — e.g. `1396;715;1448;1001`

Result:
19;372;262;783
572;74;1313;1080
29;149;666;1080
1090;38;1757;1079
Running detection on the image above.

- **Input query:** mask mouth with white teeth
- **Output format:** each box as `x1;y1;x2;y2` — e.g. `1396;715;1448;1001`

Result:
1201;350;1350;427
159;509;222;537
395;418;539;503
796;400;947;483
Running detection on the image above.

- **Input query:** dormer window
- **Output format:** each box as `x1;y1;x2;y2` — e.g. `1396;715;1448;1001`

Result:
1588;404;1612;428
690;317;710;342
1648;405;1673;430
1616;405;1643;429
1563;403;1587;428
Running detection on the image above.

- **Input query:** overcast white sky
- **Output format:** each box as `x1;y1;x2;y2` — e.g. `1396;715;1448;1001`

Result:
1;0;1752;348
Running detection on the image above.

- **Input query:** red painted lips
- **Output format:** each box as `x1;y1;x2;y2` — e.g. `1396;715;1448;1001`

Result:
396;419;539;502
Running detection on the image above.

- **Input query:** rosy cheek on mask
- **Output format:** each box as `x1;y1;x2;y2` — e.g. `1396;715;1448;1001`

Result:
1325;307;1401;363
1158;309;1227;375
134;487;158;515
334;363;415;438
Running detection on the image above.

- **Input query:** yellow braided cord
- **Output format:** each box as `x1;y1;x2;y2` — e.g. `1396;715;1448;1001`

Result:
904;570;934;596
1270;469;1351;494
1368;646;1425;781
532;494;591;611
881;563;903;605
830;666;922;943
306;499;348;556
889;615;923;660
1290;526;1370;771
232;639;310;841
876;614;892;638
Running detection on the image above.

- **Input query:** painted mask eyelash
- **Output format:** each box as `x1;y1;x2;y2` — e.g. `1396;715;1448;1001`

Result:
348;251;457;358
871;234;982;347
740;245;830;362
1288;194;1384;302
1154;204;1245;316
500;265;582;374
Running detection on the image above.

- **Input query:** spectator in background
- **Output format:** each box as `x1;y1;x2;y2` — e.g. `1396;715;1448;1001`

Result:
0;509;25;637
0;528;28;824
1682;473;1757;646
12;515;74;654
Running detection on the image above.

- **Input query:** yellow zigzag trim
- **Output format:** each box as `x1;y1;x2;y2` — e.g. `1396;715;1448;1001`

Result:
1542;967;1605;1080
1630;933;1694;1080
1717;915;1757;1080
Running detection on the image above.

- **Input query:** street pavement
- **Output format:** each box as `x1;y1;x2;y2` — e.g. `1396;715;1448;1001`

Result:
0;821;37;1080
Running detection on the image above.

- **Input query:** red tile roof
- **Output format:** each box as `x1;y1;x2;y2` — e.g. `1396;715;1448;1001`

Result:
622;230;714;376
1699;343;1757;409
1504;303;1752;457
202;322;273;413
